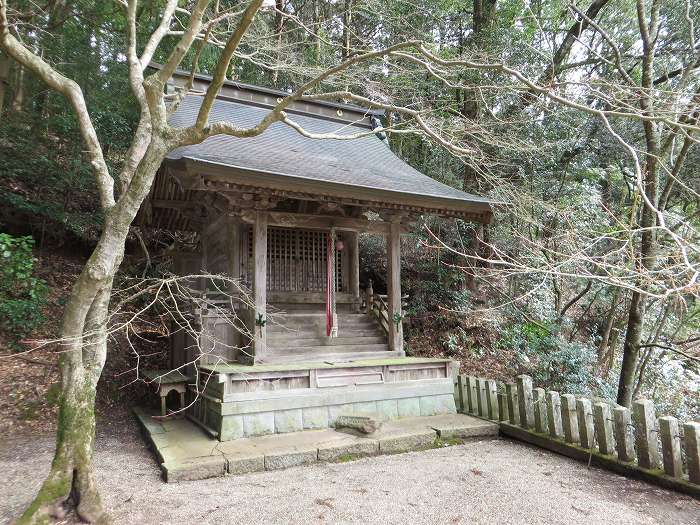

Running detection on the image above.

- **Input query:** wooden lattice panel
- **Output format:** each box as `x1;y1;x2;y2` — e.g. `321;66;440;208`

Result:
243;226;344;292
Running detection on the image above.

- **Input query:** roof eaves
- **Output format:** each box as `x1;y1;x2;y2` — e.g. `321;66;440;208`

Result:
172;156;494;220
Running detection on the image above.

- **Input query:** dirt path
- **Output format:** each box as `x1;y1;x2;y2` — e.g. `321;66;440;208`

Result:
1;420;698;525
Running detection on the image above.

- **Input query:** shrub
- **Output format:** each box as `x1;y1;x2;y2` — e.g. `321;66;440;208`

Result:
0;233;48;349
499;321;598;394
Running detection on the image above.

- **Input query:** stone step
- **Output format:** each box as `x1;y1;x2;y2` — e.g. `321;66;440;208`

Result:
267;336;387;347
267;343;390;354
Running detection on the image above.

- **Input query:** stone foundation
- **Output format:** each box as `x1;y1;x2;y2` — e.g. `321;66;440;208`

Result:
187;358;458;441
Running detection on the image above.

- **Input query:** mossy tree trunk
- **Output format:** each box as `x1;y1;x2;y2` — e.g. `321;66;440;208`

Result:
17;141;168;523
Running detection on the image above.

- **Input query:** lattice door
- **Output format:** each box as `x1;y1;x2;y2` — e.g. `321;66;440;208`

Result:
243;226;344;292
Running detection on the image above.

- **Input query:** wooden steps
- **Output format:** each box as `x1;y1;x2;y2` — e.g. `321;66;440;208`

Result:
266;311;391;362
260;350;403;364
267;336;387;346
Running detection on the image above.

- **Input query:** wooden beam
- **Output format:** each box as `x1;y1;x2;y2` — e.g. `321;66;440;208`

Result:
239;210;396;234
387;220;404;355
253;211;268;361
176;159;494;223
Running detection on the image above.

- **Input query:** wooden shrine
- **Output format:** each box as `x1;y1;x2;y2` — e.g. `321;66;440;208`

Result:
140;65;493;440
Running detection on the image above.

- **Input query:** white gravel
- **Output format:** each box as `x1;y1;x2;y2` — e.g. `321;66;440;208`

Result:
1;420;698;525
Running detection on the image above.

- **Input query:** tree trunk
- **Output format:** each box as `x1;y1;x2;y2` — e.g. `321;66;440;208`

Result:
617;289;645;406
0;50;9;113
341;0;352;60
19;143;166;524
271;0;284;83
18;271;113;524
597;288;620;364
10;62;24;111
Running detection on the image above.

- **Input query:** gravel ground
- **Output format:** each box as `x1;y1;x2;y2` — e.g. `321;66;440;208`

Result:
1;420;698;525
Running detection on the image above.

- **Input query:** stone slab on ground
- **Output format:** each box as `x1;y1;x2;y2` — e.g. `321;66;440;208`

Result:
317;439;379;461
134;408;498;482
426;413;501;440
162;456;226;483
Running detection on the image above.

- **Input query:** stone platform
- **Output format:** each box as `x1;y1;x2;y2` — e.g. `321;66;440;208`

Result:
189;357;459;441
135;408;498;482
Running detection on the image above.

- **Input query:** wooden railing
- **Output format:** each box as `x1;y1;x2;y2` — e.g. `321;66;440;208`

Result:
372;294;391;333
455;373;700;496
364;280;408;334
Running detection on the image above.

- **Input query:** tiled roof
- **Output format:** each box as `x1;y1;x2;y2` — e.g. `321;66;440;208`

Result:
166;95;491;212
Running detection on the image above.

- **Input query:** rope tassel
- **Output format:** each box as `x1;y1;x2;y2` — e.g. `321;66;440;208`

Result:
326;228;338;337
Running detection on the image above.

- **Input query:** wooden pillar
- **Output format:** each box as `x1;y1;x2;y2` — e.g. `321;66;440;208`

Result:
227;218;242;295
253;210;268;361
347;231;360;312
366;279;374;314
387;220;403;355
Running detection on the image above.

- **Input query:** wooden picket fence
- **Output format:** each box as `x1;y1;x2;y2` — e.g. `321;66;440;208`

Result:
455;374;700;495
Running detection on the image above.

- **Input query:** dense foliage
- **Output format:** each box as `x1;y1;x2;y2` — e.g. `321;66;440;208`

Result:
0;233;47;349
0;0;698;420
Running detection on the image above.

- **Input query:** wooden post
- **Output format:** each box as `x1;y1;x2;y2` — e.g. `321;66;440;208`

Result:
497;392;509;422
533;387;548;433
253;210;268;361
347;231;360;312
467;376;478;415
613;407;635;462
366;279;374;314
546;391;563;439
516;375;534;429
486;379;499;420
593;402;614;455
561;394;579;444
505;382;519;425
227;218;241;291
387;221;403;355
658;416;683;478
632;399;659;469
576;398;595;449
684;422;700;484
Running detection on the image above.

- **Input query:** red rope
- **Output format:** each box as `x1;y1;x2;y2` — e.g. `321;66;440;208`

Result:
326;232;332;336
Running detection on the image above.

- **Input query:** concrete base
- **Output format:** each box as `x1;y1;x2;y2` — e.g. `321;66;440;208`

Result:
135;407;498;483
